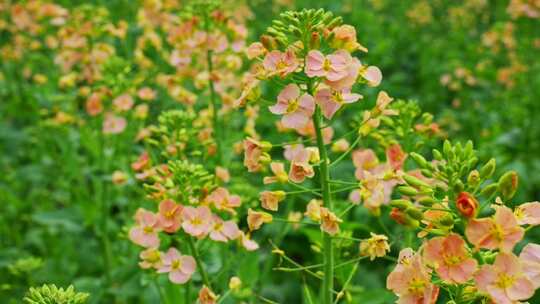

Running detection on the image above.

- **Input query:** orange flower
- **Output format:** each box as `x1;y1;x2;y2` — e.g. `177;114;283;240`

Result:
320;207;342;235
456;192;479;218
259;191;286;211
247;208;272;231
423;234;477;283
198;285;217;304
465;206;524;252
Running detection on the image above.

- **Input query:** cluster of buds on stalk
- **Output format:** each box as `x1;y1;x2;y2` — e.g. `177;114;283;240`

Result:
234;8;417;303
128;109;257;294
385;139;540;303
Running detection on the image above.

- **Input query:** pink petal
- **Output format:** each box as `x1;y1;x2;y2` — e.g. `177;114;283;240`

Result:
278;84;300;103
269;101;288;114
364;66;382;87
180;255;196;274
298;94;315;115
282;112;309;129
169;270;190;284
506;277;534;300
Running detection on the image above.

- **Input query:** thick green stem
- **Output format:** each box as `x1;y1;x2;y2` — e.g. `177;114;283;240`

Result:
187;237;211;287
313;105;334;304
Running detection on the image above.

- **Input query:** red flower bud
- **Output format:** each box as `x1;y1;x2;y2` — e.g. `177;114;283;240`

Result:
390;208;407;225
456;192;478;218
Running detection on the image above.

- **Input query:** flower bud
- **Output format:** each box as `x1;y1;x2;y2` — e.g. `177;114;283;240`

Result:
390;208;407;225
397;186;419;197
480;158;496;179
443;140;452;158
467;170;480;187
260;34;277;50
480;183;498;197
403;174;430;188
453;180;464;193
498;171;518;200
420;169;433;178
456;192;478;218
405;207;423;220
432;149;443;161
228;276;242;290
439;214;454;226
390;199;412;210
418;197;437;207
310;31;321;49
410;152;428;169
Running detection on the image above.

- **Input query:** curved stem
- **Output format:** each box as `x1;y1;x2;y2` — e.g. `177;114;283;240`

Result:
187;237;211;287
313;103;334;304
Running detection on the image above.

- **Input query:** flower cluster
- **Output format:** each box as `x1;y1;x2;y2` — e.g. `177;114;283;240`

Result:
386;140;540;303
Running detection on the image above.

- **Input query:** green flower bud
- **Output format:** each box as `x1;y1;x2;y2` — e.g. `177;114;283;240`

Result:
467;170;480;187
432;149;443;161
403;174;430;188
439;215;454;227
398;186;419;197
480;183;499;197
453;180;464;193
498;171;518;200
467;157;479;169
443;140;452;158
410;152;428;169
454;142;463;159
464;140;474;158
406;207;423;220
420;169;433;178
390;199;413;210
480;158;496;179
418;197;437;207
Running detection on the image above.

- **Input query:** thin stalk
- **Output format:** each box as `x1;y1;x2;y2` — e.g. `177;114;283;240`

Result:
187;237;211;287
153;278;169;304
204;12;222;165
96;126;113;287
313;104;334;304
333;261;360;304
329;134;361;168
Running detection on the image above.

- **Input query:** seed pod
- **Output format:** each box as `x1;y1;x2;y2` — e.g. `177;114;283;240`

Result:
480;158;496;179
398;186;419;197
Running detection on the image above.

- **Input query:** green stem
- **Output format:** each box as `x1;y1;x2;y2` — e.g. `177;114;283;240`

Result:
204;12;222;166
153;277;169;304
313;101;334;304
187;237;211;287
97;128;113;287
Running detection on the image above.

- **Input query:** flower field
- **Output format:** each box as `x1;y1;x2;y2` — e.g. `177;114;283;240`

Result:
1;0;540;303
